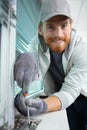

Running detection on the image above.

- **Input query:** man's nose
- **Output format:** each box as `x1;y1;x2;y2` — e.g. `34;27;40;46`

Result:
54;27;63;37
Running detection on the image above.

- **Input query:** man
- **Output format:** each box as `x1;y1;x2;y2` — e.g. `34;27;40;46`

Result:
14;0;87;130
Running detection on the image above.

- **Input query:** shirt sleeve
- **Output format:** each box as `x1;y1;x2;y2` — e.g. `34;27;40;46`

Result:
53;41;87;109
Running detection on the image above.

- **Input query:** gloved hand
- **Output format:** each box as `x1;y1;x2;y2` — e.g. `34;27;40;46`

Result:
15;92;48;116
25;96;48;116
14;52;38;92
15;92;27;116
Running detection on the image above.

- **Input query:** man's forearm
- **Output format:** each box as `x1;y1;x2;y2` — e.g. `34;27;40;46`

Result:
44;96;62;112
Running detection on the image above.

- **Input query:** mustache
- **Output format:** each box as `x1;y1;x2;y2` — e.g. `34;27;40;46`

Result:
49;37;65;42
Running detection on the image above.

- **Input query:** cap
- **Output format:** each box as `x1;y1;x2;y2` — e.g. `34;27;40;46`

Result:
41;0;72;22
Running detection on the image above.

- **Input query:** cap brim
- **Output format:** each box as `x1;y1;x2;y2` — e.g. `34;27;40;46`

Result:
41;12;71;22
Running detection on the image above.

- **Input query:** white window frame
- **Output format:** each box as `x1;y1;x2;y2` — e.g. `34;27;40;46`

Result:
0;0;17;129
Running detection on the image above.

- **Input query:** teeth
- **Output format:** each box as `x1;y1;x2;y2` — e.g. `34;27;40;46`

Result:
55;40;62;42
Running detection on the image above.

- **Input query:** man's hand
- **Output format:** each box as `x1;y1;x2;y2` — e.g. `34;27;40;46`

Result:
25;97;48;116
15;92;27;116
14;52;38;92
15;92;48;116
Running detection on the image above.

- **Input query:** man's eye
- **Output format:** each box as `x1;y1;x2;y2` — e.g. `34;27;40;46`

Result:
47;26;54;30
61;23;68;29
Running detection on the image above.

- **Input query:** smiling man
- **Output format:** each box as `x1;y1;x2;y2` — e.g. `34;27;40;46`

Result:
38;15;72;53
14;0;87;130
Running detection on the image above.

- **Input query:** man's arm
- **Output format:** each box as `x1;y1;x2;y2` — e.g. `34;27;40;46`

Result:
44;96;62;112
15;93;62;116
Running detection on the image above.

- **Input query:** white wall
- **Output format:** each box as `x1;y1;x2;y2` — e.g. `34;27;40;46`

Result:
67;0;87;41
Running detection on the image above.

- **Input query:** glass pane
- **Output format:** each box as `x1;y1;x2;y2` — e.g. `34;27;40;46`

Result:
15;79;44;97
16;0;41;52
15;0;44;98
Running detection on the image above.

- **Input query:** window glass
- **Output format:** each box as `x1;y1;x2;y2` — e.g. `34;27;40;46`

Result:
15;0;44;97
16;0;41;53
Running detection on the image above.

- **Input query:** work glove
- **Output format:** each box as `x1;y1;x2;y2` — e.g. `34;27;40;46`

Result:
15;92;48;116
15;92;27;116
14;52;38;93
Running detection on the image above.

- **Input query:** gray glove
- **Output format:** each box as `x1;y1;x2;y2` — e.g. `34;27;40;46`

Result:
15;92;27;116
25;97;48;116
15;92;48;116
14;52;38;93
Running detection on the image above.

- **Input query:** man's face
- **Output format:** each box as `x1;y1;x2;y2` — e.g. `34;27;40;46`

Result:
38;15;72;53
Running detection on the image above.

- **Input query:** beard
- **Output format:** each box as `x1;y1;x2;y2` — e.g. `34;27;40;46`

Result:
44;36;70;53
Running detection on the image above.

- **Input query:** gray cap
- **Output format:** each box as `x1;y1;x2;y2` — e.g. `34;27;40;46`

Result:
41;0;72;22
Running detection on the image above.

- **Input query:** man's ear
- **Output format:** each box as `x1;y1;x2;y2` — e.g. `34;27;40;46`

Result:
38;24;43;36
